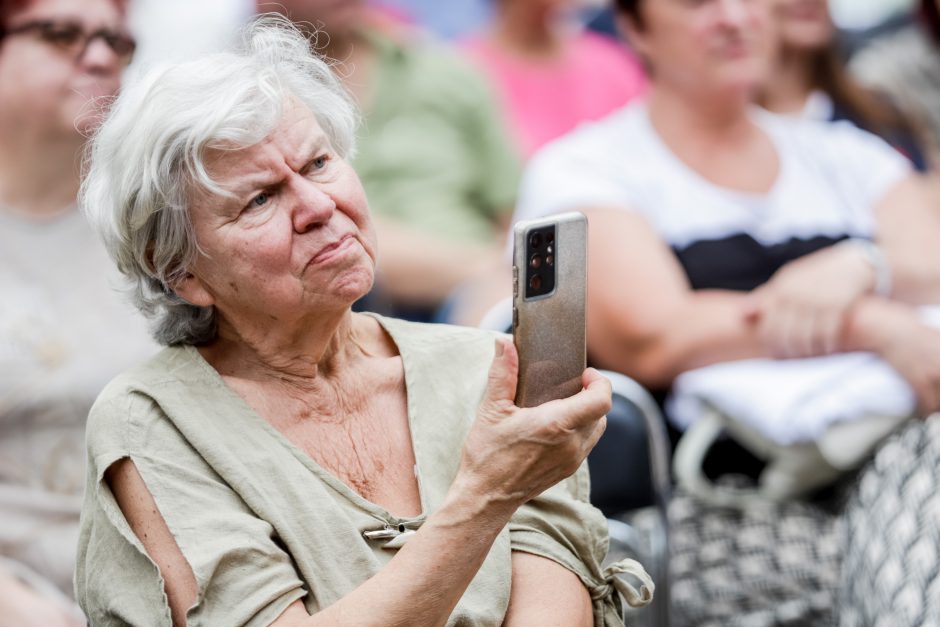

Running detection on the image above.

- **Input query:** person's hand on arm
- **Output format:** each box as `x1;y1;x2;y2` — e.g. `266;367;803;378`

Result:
108;338;610;627
743;175;940;359
742;241;880;359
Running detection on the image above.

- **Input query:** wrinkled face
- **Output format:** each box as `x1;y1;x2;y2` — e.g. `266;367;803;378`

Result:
258;0;366;37
627;0;772;96
0;0;127;139
178;102;378;330
770;0;832;51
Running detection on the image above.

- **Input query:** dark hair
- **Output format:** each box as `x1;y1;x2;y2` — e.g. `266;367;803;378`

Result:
813;40;916;140
613;0;644;27
0;0;31;33
923;0;940;45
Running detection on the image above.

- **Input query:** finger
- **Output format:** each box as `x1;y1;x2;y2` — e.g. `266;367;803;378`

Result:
553;374;612;430
482;337;518;407
581;367;608;390
583;414;607;453
793;306;820;358
759;300;789;358
818;310;844;356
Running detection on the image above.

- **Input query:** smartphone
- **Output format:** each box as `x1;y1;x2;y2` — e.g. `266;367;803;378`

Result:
512;212;587;408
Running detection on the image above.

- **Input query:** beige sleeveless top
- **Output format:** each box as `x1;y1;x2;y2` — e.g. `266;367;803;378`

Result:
75;315;646;626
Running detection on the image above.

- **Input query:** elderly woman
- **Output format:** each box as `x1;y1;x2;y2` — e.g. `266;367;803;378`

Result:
75;18;650;626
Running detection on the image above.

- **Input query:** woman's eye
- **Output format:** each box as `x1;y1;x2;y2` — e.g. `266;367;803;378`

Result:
250;192;269;208
312;156;328;170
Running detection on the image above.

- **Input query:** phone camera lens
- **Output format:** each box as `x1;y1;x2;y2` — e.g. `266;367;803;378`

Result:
546;232;555;244
529;275;542;290
530;254;543;269
545;254;554;267
529;232;542;248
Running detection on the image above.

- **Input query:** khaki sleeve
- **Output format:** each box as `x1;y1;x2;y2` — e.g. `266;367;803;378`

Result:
77;393;306;627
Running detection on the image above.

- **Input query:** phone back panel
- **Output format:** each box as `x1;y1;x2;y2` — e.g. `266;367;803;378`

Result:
512;212;587;408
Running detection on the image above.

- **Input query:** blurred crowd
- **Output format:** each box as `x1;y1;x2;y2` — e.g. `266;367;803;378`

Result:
1;0;939;624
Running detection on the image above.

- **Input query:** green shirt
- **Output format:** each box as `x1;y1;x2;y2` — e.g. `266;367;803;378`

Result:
75;315;647;625
352;30;520;243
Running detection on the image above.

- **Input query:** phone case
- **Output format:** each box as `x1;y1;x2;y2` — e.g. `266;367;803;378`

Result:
512;212;587;408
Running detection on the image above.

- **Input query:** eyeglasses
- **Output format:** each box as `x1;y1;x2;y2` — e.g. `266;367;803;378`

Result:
1;19;136;65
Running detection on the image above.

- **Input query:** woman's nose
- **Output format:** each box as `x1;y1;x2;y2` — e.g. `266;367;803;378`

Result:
715;0;752;28
291;176;336;233
78;36;122;75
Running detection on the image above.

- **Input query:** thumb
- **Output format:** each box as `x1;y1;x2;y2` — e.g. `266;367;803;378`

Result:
482;337;518;408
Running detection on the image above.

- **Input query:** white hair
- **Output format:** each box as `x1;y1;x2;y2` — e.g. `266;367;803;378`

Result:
81;15;359;345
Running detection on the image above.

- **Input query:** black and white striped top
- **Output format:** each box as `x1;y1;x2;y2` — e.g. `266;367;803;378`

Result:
515;101;911;292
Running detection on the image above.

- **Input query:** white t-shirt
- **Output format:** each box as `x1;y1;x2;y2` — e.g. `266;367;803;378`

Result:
0;208;157;601
515;101;910;291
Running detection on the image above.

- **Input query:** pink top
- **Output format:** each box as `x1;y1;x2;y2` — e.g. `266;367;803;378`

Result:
462;31;648;159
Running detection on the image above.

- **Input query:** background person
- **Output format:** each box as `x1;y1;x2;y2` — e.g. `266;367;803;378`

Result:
0;0;155;624
460;0;648;160
514;0;940;620
758;0;928;170
75;19;651;625
850;0;940;172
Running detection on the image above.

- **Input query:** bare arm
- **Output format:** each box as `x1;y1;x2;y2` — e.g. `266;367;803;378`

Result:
501;552;593;627
583;207;940;397
108;340;610;627
584;208;766;387
372;217;506;307
874;175;940;304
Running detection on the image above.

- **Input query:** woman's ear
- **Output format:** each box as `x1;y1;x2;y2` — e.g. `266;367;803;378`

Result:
172;272;215;308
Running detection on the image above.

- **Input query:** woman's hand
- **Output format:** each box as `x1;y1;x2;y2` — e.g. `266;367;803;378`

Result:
456;338;610;512
743;243;876;358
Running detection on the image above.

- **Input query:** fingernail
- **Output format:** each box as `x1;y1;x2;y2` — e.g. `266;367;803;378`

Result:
495;339;505;357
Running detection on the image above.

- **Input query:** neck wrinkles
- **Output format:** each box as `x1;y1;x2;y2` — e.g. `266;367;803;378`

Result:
201;308;366;388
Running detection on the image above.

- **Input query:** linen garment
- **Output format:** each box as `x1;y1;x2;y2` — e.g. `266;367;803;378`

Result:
76;315;629;625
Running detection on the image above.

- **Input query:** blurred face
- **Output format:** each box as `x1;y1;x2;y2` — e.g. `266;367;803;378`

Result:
177;102;378;330
626;0;772;96
258;0;366;37
770;0;832;52
0;0;129;139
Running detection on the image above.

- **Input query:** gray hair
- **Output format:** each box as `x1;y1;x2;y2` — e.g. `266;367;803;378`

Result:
81;16;359;346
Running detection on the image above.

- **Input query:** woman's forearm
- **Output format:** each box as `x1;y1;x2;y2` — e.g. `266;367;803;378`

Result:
588;289;765;388
289;478;516;627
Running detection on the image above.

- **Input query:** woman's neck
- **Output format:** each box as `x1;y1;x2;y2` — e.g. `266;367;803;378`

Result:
760;48;816;114
490;0;565;60
648;84;756;146
0;132;82;217
200;310;384;390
